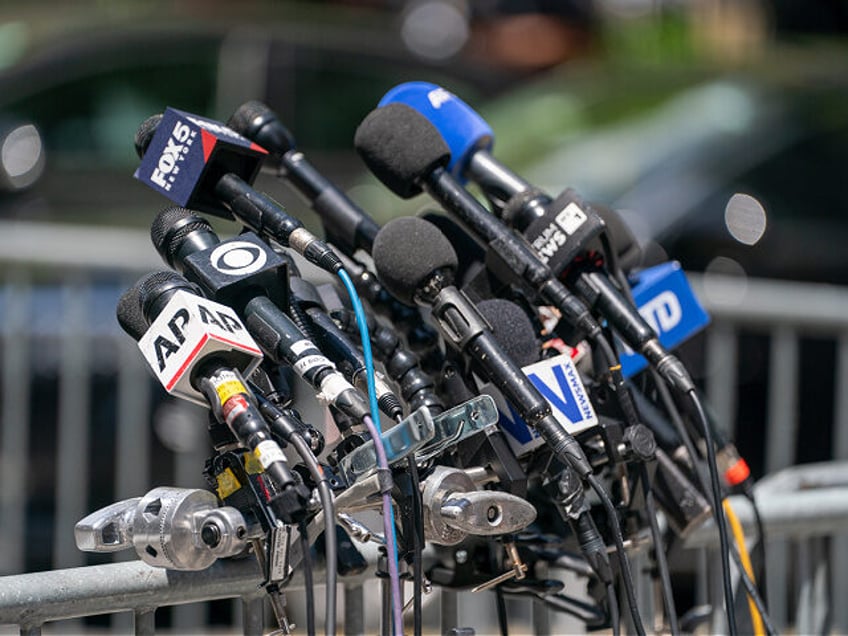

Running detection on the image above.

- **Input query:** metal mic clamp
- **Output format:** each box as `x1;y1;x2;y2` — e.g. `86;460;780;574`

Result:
75;487;252;571
421;466;537;545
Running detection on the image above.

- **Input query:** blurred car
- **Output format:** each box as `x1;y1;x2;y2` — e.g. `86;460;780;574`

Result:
0;7;525;230
466;50;848;479
477;47;848;285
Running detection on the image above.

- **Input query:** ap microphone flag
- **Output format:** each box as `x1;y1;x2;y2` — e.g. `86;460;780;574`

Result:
134;107;268;219
137;289;263;406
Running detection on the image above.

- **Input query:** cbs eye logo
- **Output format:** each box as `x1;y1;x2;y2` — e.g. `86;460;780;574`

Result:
209;241;268;276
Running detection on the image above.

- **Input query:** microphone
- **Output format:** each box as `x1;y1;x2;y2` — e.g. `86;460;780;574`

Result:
117;271;309;522
150;206;371;424
227;100;381;257
371;216;592;478
134;108;342;274
117;270;263;407
376;86;695;394
354;102;602;347
227;101;445;372
475;298;541;368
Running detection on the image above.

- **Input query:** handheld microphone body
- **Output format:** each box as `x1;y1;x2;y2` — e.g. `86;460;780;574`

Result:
372;217;593;477
151;207;371;423
135;108;342;274
119;272;308;522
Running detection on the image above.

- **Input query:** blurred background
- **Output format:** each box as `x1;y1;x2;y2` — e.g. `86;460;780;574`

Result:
0;0;847;632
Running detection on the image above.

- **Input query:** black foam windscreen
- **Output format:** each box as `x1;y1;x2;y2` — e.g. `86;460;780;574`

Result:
371;216;458;305
476;298;541;368
115;285;148;341
419;211;485;282
134;114;163;159
354;103;451;199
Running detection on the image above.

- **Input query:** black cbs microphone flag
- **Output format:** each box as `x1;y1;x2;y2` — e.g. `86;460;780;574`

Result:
134;107;268;218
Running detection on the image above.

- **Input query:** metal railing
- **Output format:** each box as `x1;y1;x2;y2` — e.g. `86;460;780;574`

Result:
692;272;848;632
2;220;848;633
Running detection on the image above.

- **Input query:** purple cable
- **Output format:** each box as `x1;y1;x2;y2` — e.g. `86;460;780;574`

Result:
361;414;404;635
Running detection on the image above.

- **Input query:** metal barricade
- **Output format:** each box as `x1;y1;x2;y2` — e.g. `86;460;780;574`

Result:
2;221;848;633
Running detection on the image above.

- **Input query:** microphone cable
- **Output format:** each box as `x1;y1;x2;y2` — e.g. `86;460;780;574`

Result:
688;388;738;635
607;582;621;636
747;488;769;603
587;329;672;636
638;463;680;635
300;518;316;636
337;268;404;635
295;438;338;636
254;392;338;636
592;316;680;634
406;451;425;636
585;473;647;636
650;370;776;635
724;500;766;636
362;414;404;635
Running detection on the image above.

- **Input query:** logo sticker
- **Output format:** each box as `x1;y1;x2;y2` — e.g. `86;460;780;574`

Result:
427;87;452;109
209;241;267;276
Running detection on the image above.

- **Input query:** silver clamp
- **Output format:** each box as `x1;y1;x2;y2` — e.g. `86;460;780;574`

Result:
422;466;537;545
75;487;250;571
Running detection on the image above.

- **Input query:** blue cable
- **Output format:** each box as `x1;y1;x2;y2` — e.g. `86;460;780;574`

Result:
337;268;403;634
337;269;381;429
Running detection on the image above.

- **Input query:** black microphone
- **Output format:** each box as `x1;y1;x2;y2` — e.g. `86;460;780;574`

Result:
117;271;310;523
373;93;693;393
475;298;542;368
134;109;342;274
227;100;381;257
228;101;445;373
371;216;592;478
150;206;371;424
471;297;616;584
354;103;602;347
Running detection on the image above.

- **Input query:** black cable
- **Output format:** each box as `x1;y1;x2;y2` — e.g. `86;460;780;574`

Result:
607;582;621;636
496;587;510;636
746;488;769;603
651;372;776;635
300;519;316;636
405;454;424;636
688;390;737;635
584;332;648;635
731;545;778;635
586;473;647;636
638;464;680;635
291;434;337;636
